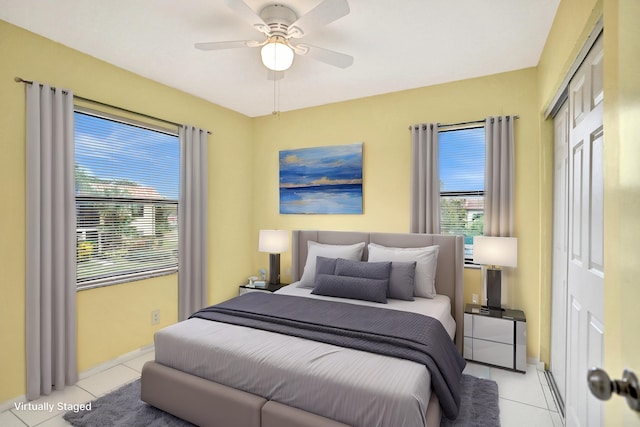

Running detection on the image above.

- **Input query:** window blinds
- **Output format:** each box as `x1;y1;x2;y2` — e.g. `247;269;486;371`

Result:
74;111;180;288
438;126;485;260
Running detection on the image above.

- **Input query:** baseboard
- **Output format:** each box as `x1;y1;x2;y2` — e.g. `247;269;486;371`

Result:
0;394;26;413
78;344;154;380
0;344;154;412
526;357;545;371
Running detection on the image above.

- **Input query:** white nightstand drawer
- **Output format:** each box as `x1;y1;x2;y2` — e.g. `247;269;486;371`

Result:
464;313;473;337
472;315;514;344
463;337;473;359
472;338;514;368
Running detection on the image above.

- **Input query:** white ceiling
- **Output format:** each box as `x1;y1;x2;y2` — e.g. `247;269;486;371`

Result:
0;0;559;117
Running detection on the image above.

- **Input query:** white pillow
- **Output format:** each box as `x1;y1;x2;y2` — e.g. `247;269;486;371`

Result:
367;243;440;298
298;241;366;288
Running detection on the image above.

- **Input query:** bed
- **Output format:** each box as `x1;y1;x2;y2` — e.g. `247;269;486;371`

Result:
141;230;465;427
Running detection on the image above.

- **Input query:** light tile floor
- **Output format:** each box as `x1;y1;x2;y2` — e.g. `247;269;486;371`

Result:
1;349;154;427
463;362;564;427
2;350;563;426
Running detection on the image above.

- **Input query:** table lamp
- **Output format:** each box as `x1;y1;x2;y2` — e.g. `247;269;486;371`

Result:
259;230;289;285
473;236;518;310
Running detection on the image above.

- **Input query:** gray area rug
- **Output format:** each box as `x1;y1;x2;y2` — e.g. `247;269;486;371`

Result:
64;374;499;426
63;380;195;427
442;374;500;427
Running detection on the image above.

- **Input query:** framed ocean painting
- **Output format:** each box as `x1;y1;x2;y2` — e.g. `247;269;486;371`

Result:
279;143;363;214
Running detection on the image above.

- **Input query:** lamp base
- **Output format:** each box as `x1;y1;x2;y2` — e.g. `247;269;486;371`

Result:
268;253;281;286
486;268;502;310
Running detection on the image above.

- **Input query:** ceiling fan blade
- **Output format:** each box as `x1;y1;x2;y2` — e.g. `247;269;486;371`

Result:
296;44;353;69
287;0;350;38
194;40;258;51
225;0;271;34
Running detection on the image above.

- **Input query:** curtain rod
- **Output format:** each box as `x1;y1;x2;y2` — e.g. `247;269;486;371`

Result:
14;77;211;135
409;115;520;131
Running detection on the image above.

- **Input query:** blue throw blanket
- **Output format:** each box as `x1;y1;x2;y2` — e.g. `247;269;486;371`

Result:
191;292;466;420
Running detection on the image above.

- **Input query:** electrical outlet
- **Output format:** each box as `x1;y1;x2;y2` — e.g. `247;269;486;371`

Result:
472;294;479;304
151;310;160;325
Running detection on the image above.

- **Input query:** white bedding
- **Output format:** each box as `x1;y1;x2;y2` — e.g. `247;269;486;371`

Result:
154;288;456;427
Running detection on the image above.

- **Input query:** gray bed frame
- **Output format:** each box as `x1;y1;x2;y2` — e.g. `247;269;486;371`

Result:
141;230;464;427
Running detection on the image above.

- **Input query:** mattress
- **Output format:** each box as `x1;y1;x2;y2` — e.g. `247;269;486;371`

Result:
154;289;456;427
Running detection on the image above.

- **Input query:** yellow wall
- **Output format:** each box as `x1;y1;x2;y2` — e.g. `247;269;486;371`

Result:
537;0;603;110
252;68;543;360
76;275;177;371
602;0;640;424
0;20;254;401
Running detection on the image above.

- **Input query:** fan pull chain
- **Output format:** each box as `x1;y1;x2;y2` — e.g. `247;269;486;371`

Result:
272;77;280;117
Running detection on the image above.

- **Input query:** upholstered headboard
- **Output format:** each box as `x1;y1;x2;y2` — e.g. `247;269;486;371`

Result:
290;230;464;353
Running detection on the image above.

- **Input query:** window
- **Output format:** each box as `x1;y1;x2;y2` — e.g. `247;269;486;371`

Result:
439;126;485;262
75;110;180;289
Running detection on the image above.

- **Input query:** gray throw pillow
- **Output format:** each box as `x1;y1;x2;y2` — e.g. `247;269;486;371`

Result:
334;258;391;282
315;256;338;276
367;243;439;298
387;261;416;301
312;274;388;303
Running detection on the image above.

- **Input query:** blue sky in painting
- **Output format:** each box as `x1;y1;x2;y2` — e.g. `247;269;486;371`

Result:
439;127;485;192
279;143;363;188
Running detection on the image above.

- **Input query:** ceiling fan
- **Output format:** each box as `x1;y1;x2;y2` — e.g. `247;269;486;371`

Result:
195;0;353;72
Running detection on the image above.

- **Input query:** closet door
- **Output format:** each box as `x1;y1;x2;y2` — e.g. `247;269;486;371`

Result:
550;100;569;404
564;33;604;427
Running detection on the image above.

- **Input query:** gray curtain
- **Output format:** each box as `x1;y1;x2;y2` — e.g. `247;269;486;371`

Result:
410;123;440;233
484;116;516;237
178;125;209;321
25;82;78;400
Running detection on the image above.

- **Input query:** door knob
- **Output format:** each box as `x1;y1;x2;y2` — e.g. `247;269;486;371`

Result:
587;367;640;412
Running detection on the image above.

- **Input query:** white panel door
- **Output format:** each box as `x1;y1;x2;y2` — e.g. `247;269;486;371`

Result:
550;100;569;403
565;34;604;427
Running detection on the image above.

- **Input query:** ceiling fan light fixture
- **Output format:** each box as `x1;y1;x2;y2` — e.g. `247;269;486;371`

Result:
261;36;294;71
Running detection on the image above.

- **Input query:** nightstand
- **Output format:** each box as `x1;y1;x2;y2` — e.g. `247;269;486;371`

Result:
239;283;287;295
463;304;526;372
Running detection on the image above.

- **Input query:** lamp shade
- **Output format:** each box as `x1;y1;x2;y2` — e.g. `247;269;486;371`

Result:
259;230;289;253
260;37;294;71
473;236;518;267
